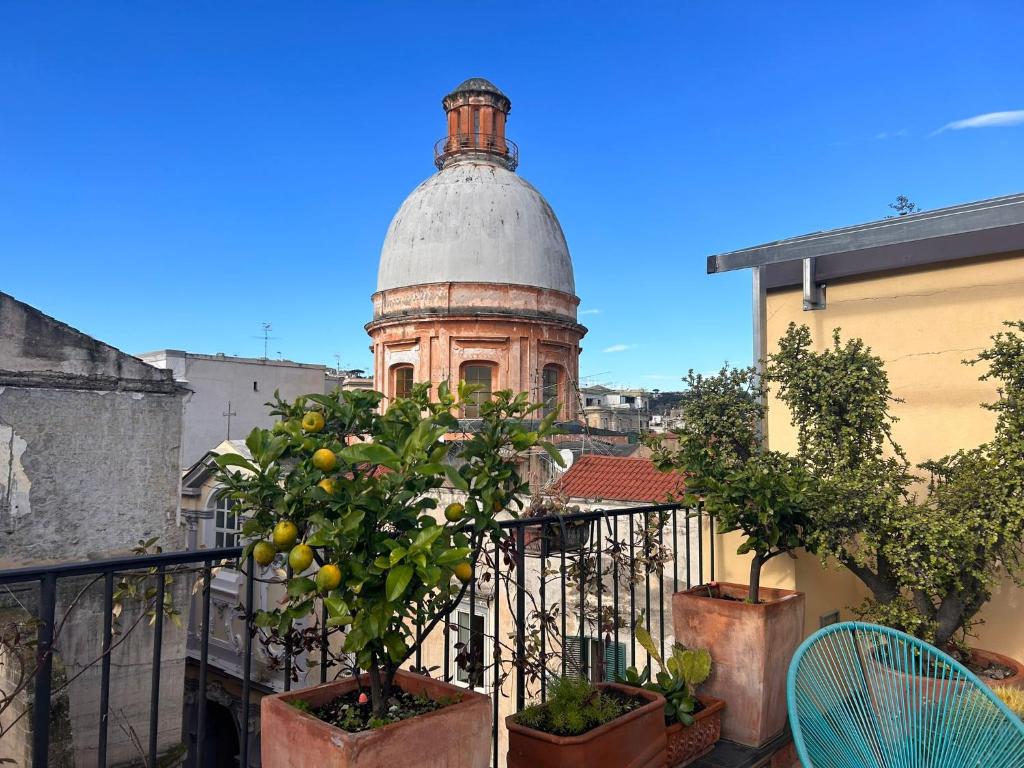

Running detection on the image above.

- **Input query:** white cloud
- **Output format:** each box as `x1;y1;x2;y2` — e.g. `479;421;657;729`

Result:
579;308;601;316
602;344;632;354
933;110;1024;135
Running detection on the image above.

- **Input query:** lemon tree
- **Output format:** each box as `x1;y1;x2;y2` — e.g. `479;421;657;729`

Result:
214;381;561;714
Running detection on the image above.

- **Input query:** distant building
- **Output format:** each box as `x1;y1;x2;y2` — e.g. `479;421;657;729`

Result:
138;350;369;468
366;78;586;419
0;291;187;765
580;385;651;433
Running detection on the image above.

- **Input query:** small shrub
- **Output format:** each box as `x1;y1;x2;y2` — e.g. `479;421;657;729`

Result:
514;677;628;737
995;687;1024;719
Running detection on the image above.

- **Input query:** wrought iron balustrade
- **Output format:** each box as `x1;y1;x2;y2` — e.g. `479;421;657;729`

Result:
0;501;714;767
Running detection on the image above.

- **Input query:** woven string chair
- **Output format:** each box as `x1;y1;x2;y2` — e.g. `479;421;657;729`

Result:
787;621;1024;767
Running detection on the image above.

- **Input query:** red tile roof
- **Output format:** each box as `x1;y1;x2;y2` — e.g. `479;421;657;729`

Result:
553;455;685;503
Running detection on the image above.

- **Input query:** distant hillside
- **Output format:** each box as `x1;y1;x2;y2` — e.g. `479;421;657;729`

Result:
648;390;685;416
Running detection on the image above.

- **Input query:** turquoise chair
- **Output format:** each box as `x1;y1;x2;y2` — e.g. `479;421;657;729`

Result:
787;621;1024;767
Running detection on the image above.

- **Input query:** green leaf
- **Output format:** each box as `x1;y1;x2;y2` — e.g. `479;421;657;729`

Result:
444;465;469;491
339;443;401;470
215;453;255;471
287;577;315;597
386;565;414;602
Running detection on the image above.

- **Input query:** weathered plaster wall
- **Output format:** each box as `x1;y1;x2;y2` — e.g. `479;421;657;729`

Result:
763;250;1024;657
0;386;184;565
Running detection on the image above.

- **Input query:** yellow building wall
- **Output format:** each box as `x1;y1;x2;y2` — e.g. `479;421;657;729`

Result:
761;249;1024;660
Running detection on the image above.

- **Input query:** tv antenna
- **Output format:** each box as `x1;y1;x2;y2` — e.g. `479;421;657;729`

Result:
252;322;280;360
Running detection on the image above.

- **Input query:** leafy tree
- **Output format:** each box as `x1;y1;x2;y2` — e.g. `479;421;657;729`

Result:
887;195;920;217
650;367;817;603
767;322;1024;646
214;382;561;715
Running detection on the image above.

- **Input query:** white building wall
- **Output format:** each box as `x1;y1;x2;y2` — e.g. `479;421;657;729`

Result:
139;352;328;468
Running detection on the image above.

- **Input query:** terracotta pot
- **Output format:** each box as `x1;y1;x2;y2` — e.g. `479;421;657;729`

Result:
665;695;725;768
505;683;667;768
672;582;805;748
972;647;1024;689
261;670;491;768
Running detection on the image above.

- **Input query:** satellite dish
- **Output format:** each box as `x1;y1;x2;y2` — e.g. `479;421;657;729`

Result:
558;449;574;470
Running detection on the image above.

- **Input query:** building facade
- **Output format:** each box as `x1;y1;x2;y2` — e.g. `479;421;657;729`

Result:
138;350;371;469
366;79;587;419
0;292;188;766
706;193;1024;665
580;385;651;433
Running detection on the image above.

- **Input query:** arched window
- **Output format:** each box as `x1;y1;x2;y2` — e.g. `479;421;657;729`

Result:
211;490;240;548
542;365;561;418
461;363;494;418
392;365;414;400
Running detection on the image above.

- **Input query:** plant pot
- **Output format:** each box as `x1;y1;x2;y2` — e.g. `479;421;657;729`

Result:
665;695;725;768
522;519;593;557
261;670;491;768
672;582;805;748
505;683;667;768
971;647;1024;689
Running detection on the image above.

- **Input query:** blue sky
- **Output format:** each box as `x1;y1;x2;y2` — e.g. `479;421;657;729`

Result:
2;2;1022;389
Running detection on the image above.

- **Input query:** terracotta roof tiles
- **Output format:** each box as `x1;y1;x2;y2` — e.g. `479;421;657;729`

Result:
553;455;685;504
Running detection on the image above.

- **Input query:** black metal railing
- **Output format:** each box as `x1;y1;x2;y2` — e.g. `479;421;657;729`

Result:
433;133;520;171
0;502;713;767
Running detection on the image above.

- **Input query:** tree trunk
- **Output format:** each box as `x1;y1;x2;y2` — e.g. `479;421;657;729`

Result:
748;553;764;604
368;659;384;716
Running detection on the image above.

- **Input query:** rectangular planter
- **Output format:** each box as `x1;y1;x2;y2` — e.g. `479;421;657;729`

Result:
665;695;725;767
261;669;491;768
672;582;804;748
506;683;667;768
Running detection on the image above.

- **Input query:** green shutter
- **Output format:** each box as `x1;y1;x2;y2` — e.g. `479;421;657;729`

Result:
603;640;627;682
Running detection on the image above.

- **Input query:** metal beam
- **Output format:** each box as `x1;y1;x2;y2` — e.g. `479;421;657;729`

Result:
707;193;1024;275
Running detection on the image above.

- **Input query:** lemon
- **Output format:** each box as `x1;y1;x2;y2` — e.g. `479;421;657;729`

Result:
302;411;325;433
272;520;299;550
444;502;465;522
289;543;315;572
312;448;337;472
253;541;277;566
315;564;342;592
454;561;473;583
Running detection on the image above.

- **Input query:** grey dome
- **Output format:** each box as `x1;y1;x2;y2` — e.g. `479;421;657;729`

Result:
377;160;575;295
449;77;506;98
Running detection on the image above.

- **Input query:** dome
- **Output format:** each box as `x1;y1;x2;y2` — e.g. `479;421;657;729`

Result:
448;77;506;99
377;160;575;295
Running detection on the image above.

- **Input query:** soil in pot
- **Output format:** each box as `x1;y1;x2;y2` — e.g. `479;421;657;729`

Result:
299;686;459;733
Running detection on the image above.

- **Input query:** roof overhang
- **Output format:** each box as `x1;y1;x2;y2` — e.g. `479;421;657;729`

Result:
706;193;1024;289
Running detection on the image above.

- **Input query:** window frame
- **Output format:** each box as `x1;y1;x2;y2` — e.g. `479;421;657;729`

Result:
449;595;492;691
211;489;242;549
541;364;562;418
460;363;495;418
392;364;414;400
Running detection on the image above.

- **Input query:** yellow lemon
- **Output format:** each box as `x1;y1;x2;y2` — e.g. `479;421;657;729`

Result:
302;411;325;433
253;541;277;566
318;477;335;495
312;448;337;472
444;502;465;522
316;564;342;592
272;520;299;550
453;561;473;583
289;543;314;572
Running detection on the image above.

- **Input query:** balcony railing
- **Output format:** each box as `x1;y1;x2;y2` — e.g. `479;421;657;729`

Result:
434;133;519;171
0;502;714;767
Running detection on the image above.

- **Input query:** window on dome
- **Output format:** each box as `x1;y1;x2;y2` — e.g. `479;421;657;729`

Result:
393;365;414;400
542;365;561;418
461;364;494;418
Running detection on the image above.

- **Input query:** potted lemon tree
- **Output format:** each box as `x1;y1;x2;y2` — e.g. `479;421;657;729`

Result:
215;382;560;768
